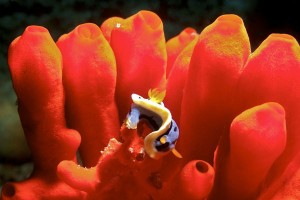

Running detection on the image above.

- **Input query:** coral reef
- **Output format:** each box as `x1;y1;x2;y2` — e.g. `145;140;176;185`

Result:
1;10;300;200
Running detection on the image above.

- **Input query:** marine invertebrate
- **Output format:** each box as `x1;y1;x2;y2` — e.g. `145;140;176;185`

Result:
2;10;300;200
125;90;182;159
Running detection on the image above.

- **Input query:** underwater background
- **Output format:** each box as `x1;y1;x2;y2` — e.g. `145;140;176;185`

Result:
0;0;299;189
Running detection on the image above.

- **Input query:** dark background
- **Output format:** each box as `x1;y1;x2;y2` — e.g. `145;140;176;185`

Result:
0;0;299;187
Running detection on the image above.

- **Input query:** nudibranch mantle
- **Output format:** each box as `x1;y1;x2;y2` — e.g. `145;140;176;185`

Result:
125;89;182;160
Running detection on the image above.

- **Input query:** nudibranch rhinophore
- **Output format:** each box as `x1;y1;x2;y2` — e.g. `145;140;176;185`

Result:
125;89;182;160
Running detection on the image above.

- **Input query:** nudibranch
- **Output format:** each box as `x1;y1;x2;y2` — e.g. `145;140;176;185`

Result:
125;89;182;160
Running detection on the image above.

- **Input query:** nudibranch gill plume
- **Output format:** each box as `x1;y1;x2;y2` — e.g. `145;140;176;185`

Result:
125;89;182;160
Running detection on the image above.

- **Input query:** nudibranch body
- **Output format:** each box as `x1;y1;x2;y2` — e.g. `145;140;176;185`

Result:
125;89;182;160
